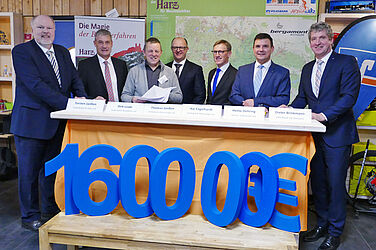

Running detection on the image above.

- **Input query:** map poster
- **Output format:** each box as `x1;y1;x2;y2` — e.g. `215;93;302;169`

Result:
266;0;317;16
75;16;145;69
147;0;317;99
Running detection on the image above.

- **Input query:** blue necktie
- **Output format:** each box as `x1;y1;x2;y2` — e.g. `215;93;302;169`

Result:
212;68;221;96
254;65;264;97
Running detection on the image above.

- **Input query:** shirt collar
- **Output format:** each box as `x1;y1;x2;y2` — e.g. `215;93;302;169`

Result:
97;54;112;65
218;62;230;72
255;59;272;70
36;40;55;54
316;50;332;64
173;58;186;67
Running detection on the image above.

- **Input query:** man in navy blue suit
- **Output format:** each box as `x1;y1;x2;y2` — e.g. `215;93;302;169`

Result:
288;22;360;249
229;33;290;107
11;15;87;231
166;37;206;104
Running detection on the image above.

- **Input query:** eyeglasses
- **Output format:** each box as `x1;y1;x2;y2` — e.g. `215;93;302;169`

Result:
171;46;187;51
211;50;228;55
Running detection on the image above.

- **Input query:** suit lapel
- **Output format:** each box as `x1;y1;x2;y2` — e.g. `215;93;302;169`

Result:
93;56;107;92
54;45;65;88
247;63;256;97
257;62;274;97
112;58;122;95
214;65;231;97
318;53;336;98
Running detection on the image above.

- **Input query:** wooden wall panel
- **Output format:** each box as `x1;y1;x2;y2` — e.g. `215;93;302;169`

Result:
15;0;22;13
69;0;84;15
40;0;53;15
62;0;69;15
32;0;40;15
84;0;90;15
114;0;128;16
1;0;9;12
90;0;101;15
140;0;146;17
129;0;138;16
101;0;113;15
54;0;62;15
22;0;32;15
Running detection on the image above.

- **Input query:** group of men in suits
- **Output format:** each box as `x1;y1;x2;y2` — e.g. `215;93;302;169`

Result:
11;15;360;250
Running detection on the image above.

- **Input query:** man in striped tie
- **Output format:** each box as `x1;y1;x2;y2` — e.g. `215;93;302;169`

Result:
11;15;87;231
78;29;128;102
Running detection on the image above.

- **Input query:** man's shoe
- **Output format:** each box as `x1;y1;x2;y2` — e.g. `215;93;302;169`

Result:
21;220;42;231
319;235;340;250
303;226;328;242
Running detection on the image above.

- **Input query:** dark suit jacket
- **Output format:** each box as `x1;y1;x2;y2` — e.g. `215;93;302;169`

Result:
11;39;87;140
291;52;361;147
207;64;238;105
166;60;205;104
229;61;291;107
78;55;128;100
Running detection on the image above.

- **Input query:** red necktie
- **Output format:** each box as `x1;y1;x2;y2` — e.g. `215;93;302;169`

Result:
104;61;115;102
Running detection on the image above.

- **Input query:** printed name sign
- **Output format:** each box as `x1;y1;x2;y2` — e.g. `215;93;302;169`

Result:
182;104;222;119
223;106;265;121
269;107;312;123
66;98;105;113
46;143;308;233
143;104;183;116
105;102;144;114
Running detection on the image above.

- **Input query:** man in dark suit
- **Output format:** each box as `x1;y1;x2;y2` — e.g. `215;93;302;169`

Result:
11;15;87;231
229;33;290;107
78;29;128;102
166;37;205;104
288;22;361;249
207;40;237;105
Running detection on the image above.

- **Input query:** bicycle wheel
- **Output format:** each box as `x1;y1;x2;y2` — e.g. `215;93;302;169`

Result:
346;150;376;200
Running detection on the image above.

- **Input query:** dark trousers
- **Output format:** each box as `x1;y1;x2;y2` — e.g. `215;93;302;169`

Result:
311;136;351;237
15;123;65;223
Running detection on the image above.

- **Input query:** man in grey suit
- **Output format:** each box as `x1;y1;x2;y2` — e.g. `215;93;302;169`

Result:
121;37;182;103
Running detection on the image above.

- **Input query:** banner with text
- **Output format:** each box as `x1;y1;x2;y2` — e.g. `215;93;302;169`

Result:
75;16;145;69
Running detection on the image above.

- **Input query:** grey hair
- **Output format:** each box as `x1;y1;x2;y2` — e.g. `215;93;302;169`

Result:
308;22;333;41
31;15;55;28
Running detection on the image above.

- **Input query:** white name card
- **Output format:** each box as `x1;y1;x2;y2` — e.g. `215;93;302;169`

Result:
105;102;144;114
223;106;265;121
143;104;183;116
182;104;222;119
66;98;105;113
268;107;312;123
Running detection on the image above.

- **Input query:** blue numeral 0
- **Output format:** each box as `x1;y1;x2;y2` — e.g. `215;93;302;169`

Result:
150;148;196;220
238;152;278;227
201;151;246;227
119;145;159;218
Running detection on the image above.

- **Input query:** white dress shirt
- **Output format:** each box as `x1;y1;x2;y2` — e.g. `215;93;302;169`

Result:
171;58;187;77
97;55;119;102
211;62;230;92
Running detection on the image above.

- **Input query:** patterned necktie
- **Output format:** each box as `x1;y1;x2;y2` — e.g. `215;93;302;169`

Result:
104;61;115;102
175;63;182;78
212;68;221;96
46;51;61;88
254;65;264;97
314;60;324;98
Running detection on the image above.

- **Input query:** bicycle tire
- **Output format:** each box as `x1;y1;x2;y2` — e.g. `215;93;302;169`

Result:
346;150;376;200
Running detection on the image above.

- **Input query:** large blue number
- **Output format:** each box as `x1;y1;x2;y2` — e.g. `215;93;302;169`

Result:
72;145;122;216
45;144;80;215
119;145;159;218
201;151;245;227
269;153;307;232
150;148;196;220
238;152;278;227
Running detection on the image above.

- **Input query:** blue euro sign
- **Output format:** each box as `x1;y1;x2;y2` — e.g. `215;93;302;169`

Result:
119;145;159;218
201;151;246;227
150;148;196;220
238;152;278;227
72;144;122;216
269;153;308;232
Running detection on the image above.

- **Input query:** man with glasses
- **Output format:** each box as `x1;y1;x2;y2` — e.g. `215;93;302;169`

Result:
207;40;238;105
229;33;290;107
121;37;182;103
166;37;206;104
